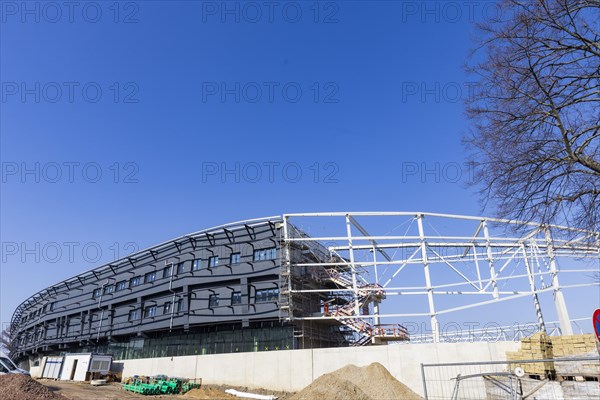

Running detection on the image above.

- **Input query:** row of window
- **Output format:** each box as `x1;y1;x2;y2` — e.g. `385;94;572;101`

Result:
20;289;280;342
127;289;280;321
256;288;280;302
129;299;184;321
210;289;279;307
25;302;56;322
24;249;278;323
92;248;277;300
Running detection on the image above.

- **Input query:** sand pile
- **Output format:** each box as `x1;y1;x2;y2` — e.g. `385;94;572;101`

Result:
0;374;68;400
290;362;422;400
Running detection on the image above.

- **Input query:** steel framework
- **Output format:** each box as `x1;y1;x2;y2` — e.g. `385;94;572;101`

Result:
280;212;600;343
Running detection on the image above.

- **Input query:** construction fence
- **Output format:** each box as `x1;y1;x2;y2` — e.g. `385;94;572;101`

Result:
421;355;600;399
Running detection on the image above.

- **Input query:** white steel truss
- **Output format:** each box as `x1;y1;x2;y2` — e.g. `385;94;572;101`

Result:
281;212;600;343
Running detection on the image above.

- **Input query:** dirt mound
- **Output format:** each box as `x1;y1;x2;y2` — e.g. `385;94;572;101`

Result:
290;362;422;400
291;373;371;400
0;374;68;400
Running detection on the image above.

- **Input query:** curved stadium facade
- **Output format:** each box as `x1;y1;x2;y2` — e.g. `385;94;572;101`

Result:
12;212;598;365
10;216;408;363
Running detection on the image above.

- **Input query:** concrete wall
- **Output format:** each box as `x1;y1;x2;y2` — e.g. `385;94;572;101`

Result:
116;341;520;396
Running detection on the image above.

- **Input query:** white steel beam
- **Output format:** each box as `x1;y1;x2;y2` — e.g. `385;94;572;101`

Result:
482;220;499;299
544;228;573;335
348;215;393;262
280;212;598;343
417;214;439;342
345;214;361;317
521;244;546;332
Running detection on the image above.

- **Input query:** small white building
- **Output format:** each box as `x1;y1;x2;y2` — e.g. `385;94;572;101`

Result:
39;356;64;379
56;353;112;382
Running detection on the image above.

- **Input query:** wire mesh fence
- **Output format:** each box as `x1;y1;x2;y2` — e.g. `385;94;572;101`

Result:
421;356;600;400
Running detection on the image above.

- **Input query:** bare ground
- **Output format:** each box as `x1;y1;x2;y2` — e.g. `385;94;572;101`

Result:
36;362;420;400
37;380;290;400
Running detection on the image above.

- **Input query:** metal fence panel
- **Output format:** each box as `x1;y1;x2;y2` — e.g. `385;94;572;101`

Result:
421;357;600;400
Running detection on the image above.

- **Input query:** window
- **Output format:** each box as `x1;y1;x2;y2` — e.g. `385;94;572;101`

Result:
163;266;173;279
128;309;140;321
144;271;156;284
90;360;110;371
92;288;102;299
253;247;277;262
130;276;141;288
163;302;172;314
256;288;279;302
176;299;183;312
48;302;55;311
116;281;127;291
144;305;157;318
192;259;202;271
104;285;115;295
208;294;219;307
177;262;186;274
231;292;242;305
208;256;219;267
230;253;241;264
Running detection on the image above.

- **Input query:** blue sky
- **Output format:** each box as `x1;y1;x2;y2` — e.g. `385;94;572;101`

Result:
1;1;597;336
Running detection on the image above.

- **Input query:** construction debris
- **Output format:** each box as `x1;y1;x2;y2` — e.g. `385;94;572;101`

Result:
0;374;68;400
289;362;422;400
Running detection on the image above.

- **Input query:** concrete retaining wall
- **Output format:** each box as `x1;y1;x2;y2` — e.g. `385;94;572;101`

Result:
116;341;520;396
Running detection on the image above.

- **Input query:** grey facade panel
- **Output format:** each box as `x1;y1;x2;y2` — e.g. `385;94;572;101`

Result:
11;218;287;358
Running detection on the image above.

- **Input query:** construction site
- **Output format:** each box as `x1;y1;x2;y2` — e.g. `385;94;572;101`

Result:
6;212;600;399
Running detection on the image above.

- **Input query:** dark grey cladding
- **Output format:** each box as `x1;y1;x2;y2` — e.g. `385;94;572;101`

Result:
10;217;292;360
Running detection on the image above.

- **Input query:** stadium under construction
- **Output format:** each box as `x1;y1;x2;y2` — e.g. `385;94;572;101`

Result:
9;212;600;366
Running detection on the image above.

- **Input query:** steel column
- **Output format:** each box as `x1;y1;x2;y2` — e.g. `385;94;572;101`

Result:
482;220;499;299
521;244;546;333
544;228;573;335
345;214;361;317
417;214;439;342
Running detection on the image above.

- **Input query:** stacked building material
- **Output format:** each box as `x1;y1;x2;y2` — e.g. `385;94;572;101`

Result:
551;334;600;378
506;332;555;375
506;333;600;378
551;334;598;357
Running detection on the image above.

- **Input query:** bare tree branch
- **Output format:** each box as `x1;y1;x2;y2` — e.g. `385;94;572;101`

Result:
465;0;600;234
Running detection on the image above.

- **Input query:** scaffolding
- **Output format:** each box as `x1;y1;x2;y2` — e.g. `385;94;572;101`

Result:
280;212;600;344
280;219;409;346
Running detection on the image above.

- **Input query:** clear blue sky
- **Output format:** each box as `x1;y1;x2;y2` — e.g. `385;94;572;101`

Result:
1;2;597;336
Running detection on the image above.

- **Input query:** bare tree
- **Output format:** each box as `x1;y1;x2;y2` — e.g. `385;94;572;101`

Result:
0;325;14;354
465;0;600;234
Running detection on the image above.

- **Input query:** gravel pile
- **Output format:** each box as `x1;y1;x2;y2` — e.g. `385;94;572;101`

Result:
290;362;422;400
0;374;68;400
